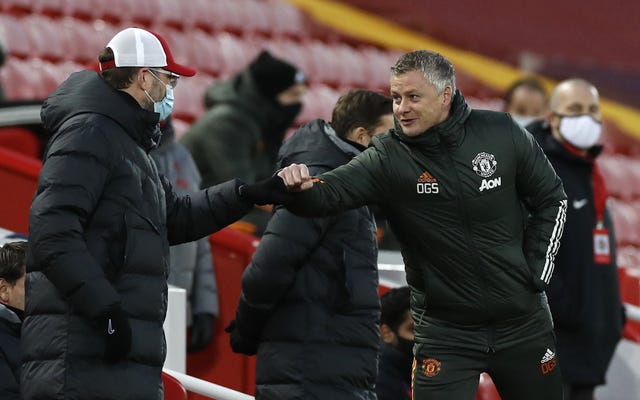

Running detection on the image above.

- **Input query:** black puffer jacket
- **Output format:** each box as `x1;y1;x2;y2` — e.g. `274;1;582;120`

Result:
23;71;251;400
529;120;623;385
236;120;380;400
0;305;20;400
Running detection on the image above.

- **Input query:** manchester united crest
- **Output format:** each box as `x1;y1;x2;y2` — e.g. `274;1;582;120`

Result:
421;357;442;377
472;152;497;178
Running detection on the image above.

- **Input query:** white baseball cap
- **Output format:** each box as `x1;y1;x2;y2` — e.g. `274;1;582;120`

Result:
99;27;196;77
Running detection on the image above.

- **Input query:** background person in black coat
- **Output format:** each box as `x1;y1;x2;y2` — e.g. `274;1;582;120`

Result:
528;78;624;400
0;241;26;400
377;286;414;400
227;89;394;400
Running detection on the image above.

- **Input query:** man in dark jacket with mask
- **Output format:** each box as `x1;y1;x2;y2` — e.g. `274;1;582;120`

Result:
377;286;414;400
0;241;26;400
527;78;624;400
261;50;567;399
22;27;257;400
226;89;394;400
180;50;307;236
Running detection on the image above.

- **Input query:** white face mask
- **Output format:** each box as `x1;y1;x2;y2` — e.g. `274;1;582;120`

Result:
512;115;539;129
559;114;602;149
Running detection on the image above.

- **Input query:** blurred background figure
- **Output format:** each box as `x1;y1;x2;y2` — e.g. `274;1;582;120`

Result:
152;117;219;354
180;50;307;236
503;76;548;128
226;89;393;400
0;241;26;400
527;78;624;400
377;286;414;400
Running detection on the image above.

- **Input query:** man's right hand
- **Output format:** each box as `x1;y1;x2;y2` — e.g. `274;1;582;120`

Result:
101;305;132;364
277;163;314;191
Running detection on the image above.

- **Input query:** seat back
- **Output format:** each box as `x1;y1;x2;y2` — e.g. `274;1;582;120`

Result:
162;372;188;400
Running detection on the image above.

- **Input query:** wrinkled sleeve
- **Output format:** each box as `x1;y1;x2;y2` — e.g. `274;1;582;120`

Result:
286;146;389;217
513;122;568;290
164;178;253;245
29;123;120;318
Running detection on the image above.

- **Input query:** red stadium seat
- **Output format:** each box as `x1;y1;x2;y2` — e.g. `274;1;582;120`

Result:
0;127;41;159
598;155;634;201
33;0;68;18
0;58;39;100
265;0;309;39
618;246;640;271
609;199;640;247
156;0;185;31
26;15;66;63
59;18;108;64
296;84;341;124
162;372;187;400
600;120;640;156
2;0;32;16
172;74;210;123
0;15;32;59
213;33;258;77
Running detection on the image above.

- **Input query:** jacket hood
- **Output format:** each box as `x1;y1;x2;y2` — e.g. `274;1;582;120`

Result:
392;90;471;149
277;119;361;173
41;70;160;151
527;119;603;163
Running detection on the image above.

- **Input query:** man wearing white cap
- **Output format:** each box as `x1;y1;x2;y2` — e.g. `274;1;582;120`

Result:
21;28;256;399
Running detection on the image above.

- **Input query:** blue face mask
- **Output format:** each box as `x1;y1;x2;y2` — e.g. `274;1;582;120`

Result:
144;72;175;121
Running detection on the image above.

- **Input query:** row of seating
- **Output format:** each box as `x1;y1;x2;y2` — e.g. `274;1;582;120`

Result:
599;155;640;201
2;0;309;39
0;13;405;91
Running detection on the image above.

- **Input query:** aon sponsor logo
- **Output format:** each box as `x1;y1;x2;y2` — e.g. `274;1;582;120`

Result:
479;177;501;192
417;182;439;194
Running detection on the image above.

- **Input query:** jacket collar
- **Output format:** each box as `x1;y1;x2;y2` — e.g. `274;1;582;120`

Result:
392;90;471;150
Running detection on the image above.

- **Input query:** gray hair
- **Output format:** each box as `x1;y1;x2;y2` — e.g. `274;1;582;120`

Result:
391;50;456;95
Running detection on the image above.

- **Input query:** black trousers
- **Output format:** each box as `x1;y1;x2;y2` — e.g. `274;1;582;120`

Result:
412;332;564;400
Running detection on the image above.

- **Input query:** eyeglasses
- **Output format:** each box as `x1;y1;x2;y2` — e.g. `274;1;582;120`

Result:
148;68;180;89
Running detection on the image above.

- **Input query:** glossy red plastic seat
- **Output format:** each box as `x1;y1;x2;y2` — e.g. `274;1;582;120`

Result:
162;372;187;400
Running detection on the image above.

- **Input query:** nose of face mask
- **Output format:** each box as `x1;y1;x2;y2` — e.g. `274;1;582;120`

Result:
559;114;602;149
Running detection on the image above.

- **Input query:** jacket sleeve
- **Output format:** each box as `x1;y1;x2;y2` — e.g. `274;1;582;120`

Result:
513;122;568;290
286;146;389;217
190;236;219;317
29;123;120;318
234;207;335;339
164;177;253;245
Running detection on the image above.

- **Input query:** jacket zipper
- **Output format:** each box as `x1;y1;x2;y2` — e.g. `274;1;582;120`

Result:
441;143;495;352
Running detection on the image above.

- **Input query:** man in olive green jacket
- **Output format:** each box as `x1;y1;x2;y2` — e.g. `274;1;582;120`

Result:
270;50;567;400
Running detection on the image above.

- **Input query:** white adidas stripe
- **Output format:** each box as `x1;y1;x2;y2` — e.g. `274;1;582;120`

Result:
541;199;567;283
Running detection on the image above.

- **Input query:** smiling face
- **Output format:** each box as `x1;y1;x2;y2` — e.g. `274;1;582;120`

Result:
390;70;452;137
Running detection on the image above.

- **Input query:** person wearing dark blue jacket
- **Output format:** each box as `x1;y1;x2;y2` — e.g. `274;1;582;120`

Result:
226;89;393;400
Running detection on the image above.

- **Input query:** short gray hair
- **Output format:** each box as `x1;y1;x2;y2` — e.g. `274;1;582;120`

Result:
391;50;456;95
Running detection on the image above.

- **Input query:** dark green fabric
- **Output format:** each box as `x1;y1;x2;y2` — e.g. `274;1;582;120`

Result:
287;92;567;348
